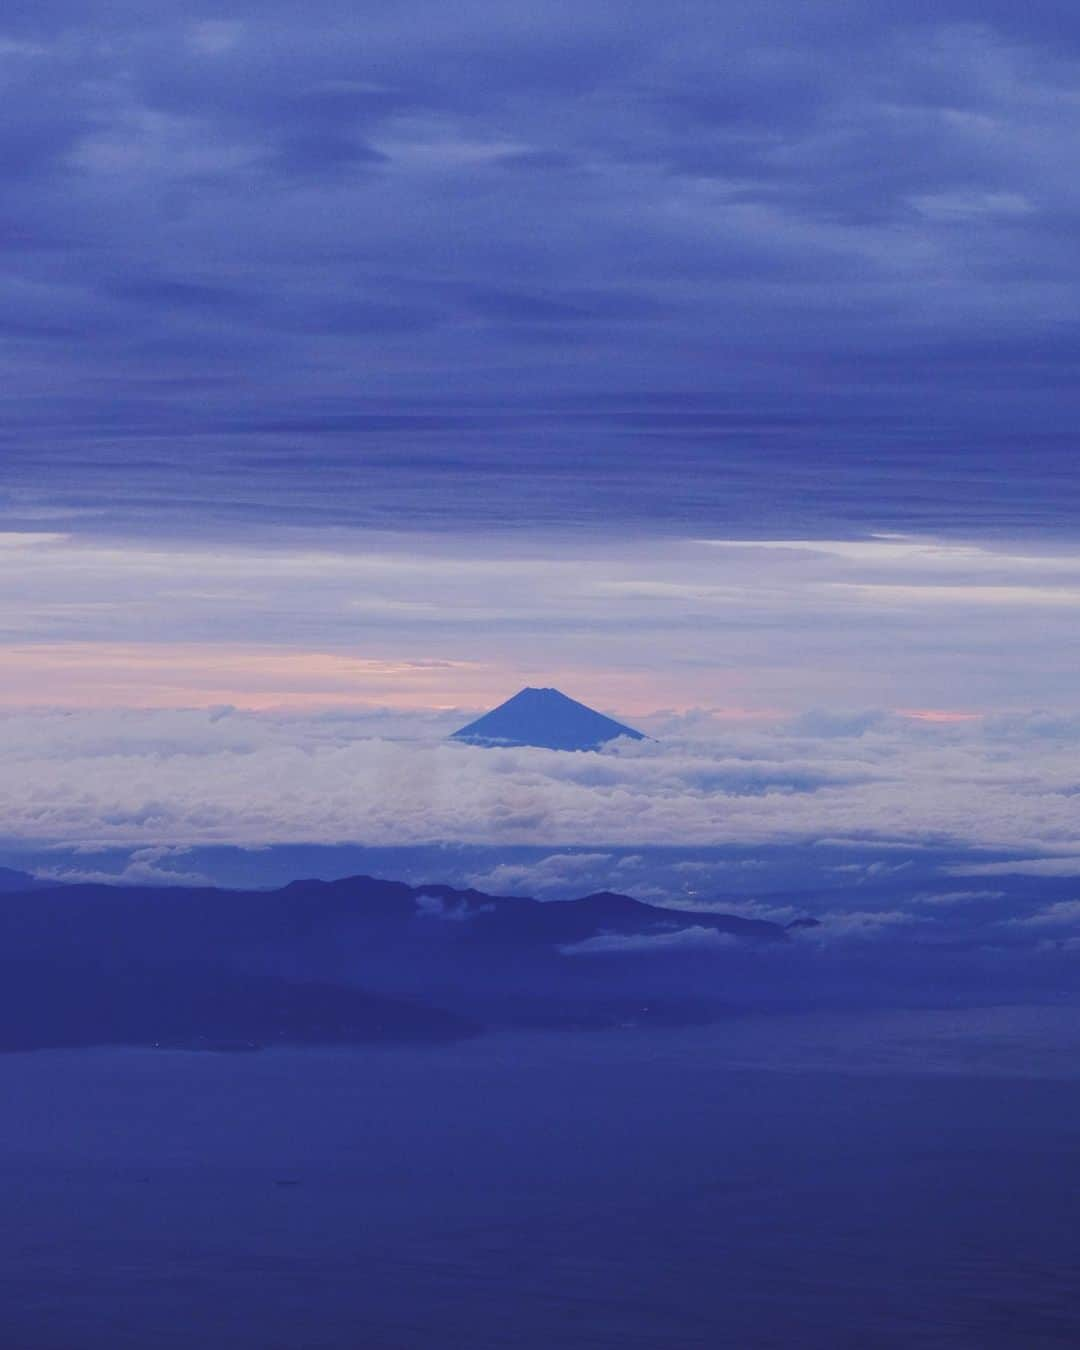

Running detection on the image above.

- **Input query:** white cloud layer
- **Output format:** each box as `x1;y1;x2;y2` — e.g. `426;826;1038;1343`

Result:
561;927;740;955
3;705;1080;853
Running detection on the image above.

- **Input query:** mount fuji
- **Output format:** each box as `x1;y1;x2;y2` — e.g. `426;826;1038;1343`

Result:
450;687;646;752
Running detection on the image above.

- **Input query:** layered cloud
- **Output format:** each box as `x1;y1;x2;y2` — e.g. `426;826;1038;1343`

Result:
3;703;1080;854
3;529;1080;713
1;5;1080;541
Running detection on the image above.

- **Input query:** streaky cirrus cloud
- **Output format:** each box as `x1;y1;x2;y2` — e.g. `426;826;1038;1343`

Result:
1;4;1080;542
2;529;1080;713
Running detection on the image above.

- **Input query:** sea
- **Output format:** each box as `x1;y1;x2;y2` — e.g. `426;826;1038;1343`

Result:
3;1006;1080;1349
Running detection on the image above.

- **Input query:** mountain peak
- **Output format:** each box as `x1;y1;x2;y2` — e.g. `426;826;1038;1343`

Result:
451;687;646;752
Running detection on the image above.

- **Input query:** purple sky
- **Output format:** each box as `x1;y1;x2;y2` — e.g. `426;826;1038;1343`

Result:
3;1;1080;559
2;2;1080;859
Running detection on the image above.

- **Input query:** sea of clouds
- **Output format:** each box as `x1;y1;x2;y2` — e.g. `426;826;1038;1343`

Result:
4;704;1080;861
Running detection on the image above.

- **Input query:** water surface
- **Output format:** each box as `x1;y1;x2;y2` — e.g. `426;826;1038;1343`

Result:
3;1009;1079;1349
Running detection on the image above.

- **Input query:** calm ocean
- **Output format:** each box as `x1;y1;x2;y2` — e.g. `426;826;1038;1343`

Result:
2;1010;1079;1349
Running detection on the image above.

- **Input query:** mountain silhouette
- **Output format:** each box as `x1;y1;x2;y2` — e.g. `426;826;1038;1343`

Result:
0;873;784;1048
451;687;645;751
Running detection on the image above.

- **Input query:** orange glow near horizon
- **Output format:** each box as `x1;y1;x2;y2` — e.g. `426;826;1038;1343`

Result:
0;642;745;716
0;643;991;724
897;709;984;723
0;644;500;711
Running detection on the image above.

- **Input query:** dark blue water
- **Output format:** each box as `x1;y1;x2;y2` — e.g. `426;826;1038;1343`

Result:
3;1011;1080;1349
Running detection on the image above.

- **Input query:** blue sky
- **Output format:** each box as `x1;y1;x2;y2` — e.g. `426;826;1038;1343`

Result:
3;2;1080;866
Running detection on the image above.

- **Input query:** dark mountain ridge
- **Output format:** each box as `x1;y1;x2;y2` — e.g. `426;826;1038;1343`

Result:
0;873;783;1049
